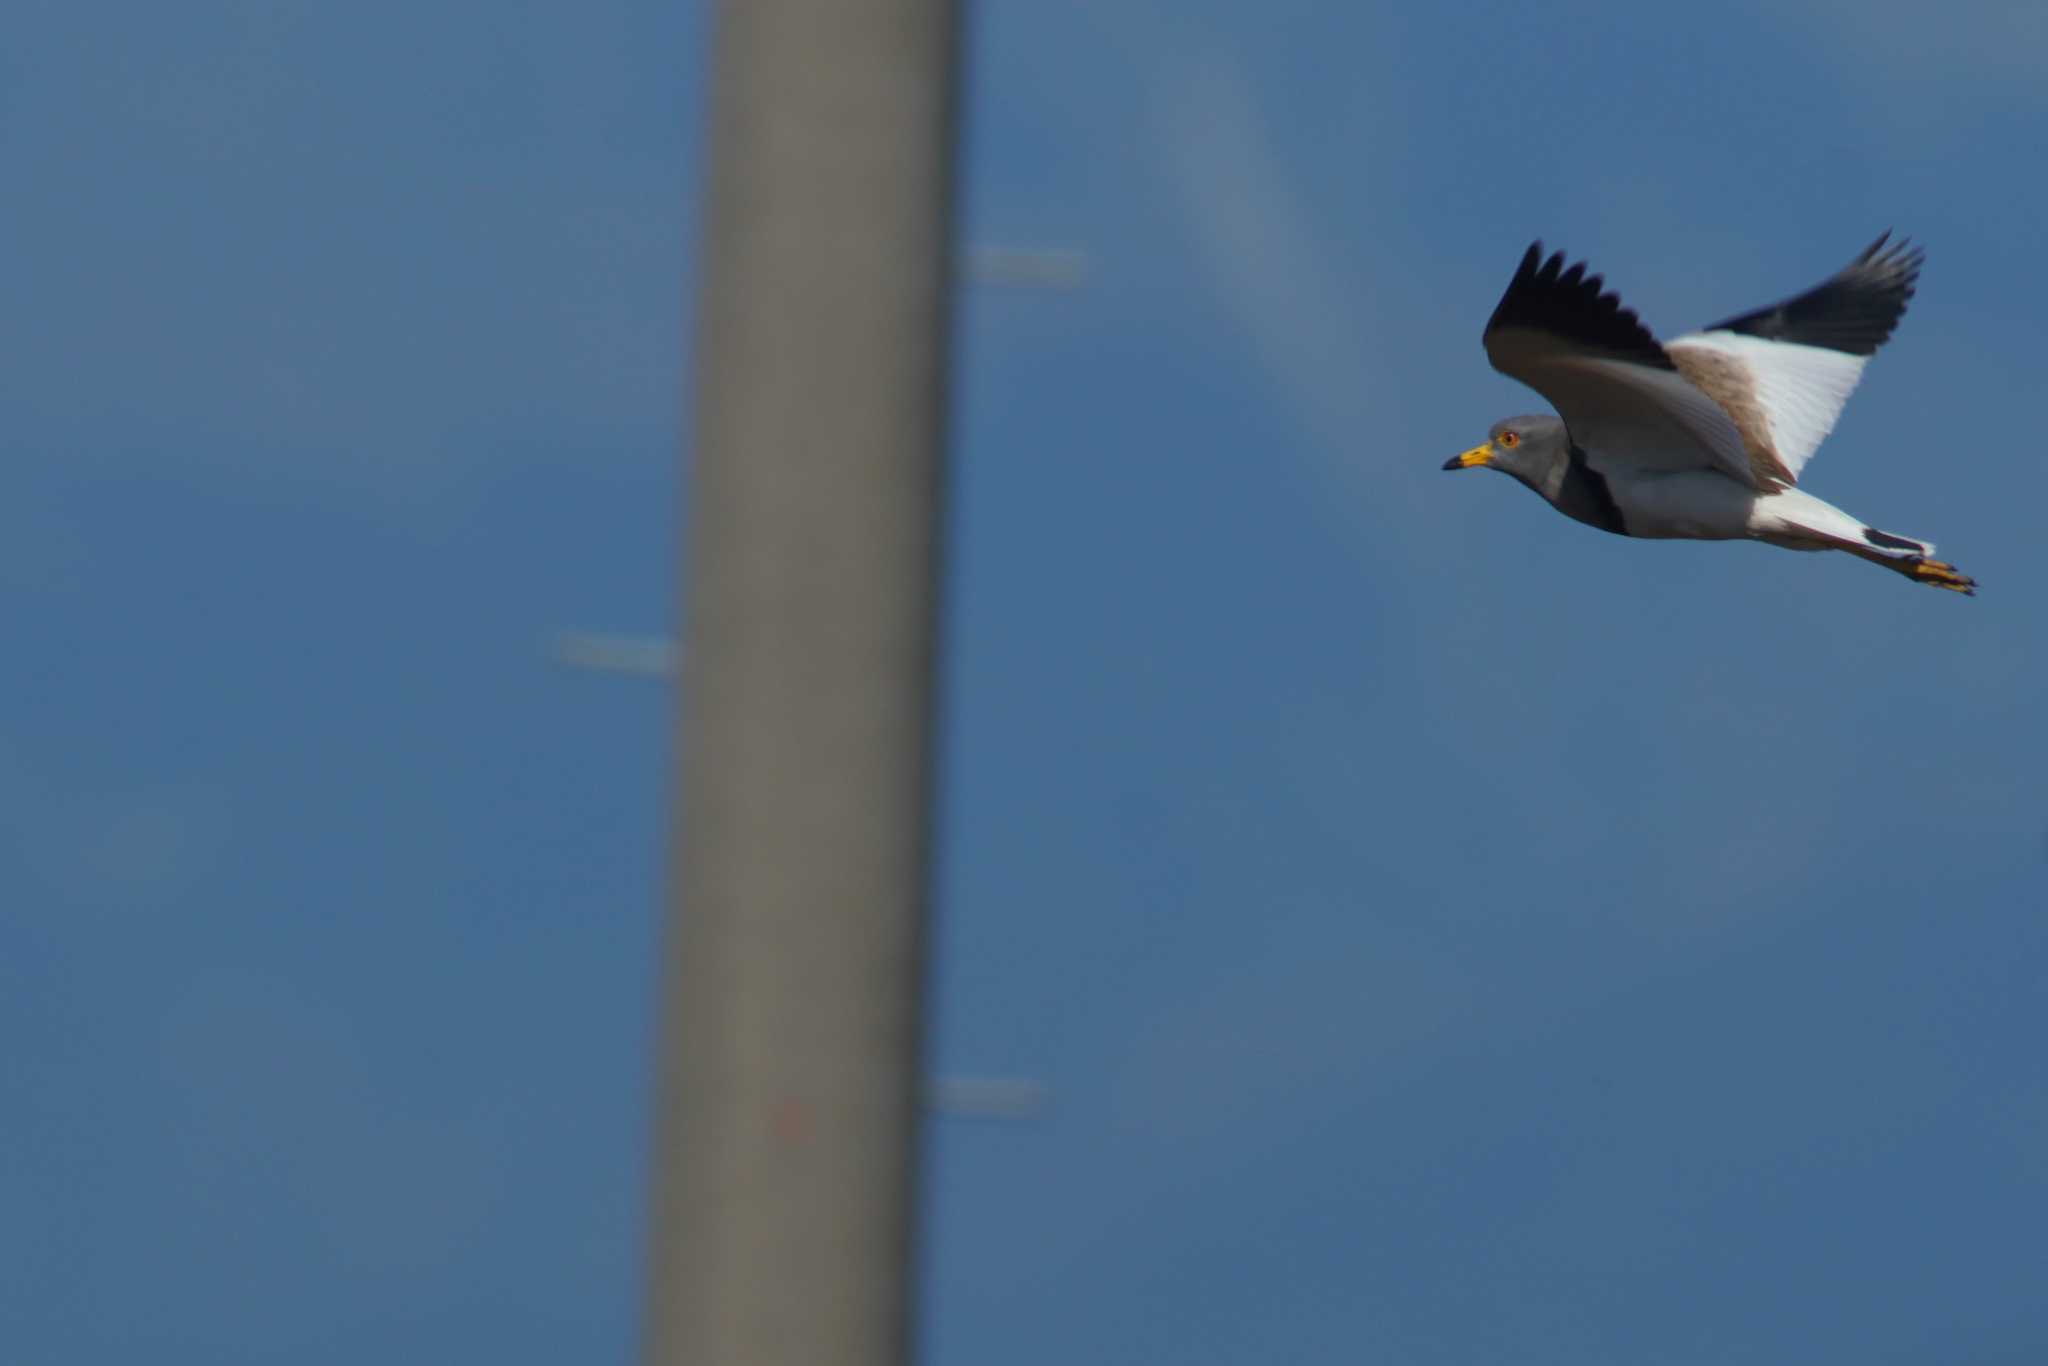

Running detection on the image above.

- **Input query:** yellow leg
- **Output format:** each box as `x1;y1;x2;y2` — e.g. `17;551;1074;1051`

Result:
1906;557;1977;595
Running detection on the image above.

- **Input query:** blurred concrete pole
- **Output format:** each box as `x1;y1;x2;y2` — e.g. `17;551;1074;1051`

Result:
643;1;958;1364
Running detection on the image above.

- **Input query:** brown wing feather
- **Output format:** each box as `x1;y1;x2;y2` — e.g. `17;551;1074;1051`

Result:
1666;343;1797;491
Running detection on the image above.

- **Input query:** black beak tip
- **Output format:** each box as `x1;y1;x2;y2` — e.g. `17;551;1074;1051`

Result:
1441;455;1466;471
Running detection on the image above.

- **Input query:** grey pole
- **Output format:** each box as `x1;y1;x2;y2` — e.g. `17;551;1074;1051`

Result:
643;1;959;1364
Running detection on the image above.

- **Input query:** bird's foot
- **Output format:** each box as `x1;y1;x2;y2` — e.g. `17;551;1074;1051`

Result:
1907;558;1976;595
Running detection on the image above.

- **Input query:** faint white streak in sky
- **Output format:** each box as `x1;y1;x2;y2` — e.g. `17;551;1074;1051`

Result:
551;629;679;678
1148;49;1392;515
1142;38;1485;577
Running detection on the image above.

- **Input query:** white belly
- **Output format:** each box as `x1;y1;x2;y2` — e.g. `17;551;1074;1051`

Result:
1607;470;1759;541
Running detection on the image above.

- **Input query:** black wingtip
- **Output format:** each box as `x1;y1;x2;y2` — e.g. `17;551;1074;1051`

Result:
1705;233;1927;355
1856;230;1925;273
1485;241;1673;370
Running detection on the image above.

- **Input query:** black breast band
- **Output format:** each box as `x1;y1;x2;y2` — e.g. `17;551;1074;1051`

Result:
1562;444;1628;536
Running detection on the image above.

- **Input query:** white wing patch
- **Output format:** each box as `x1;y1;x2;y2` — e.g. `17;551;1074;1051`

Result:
1666;331;1869;484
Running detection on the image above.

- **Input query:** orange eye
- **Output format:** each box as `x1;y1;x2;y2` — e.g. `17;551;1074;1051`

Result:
1498;430;1520;448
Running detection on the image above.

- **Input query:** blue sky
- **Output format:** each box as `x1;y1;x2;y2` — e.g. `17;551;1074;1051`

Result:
6;1;2046;1361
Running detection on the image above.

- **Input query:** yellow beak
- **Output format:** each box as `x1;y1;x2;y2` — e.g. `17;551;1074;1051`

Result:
1442;443;1494;471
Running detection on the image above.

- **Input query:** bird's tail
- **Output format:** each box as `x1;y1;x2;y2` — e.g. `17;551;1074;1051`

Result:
1756;490;1975;594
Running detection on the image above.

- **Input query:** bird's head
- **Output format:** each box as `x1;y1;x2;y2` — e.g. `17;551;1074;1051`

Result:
1442;415;1569;487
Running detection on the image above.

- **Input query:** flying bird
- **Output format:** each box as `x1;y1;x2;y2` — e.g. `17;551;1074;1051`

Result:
1443;235;1974;594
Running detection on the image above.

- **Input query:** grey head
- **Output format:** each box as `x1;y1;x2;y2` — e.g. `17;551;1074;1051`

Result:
1442;414;1571;492
1442;414;1629;535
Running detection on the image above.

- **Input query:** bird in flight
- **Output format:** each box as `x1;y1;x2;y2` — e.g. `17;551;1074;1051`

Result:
1443;235;1974;594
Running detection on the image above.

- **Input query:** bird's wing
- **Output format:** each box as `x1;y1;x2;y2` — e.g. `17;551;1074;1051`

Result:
1483;244;1760;487
1663;234;1923;487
